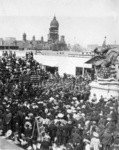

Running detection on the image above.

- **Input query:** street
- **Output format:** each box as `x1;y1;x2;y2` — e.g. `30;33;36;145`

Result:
0;137;23;150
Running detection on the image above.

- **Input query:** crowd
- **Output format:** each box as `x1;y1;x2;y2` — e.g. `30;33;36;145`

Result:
0;51;119;150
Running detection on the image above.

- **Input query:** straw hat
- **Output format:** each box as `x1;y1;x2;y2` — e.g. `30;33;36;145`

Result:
72;97;77;100
28;113;34;117
57;113;64;118
68;121;72;124
80;100;83;103
107;117;112;121
20;140;28;146
49;97;54;101
110;107;114;110
82;105;86;109
93;132;99;138
71;106;75;110
5;130;12;138
83;139;90;144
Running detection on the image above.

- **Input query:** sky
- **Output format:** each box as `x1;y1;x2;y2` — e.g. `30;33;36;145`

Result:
0;0;119;47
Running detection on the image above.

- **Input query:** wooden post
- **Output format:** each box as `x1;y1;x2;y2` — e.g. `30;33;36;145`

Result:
118;99;119;124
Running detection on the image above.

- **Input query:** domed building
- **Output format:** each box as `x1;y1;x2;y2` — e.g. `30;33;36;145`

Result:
48;16;59;43
2;16;68;51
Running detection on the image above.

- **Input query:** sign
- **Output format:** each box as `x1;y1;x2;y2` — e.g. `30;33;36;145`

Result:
35;116;45;142
30;75;41;83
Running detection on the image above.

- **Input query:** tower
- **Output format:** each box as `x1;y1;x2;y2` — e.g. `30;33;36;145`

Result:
32;36;35;41
48;16;59;43
102;36;106;48
23;33;27;42
41;36;44;43
60;36;65;44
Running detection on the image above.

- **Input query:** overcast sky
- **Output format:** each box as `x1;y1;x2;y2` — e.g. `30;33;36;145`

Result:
0;0;118;47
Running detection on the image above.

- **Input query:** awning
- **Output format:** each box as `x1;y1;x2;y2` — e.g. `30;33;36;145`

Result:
86;56;105;64
94;59;105;66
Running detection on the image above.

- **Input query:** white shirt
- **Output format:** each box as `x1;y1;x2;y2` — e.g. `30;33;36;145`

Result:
90;137;100;150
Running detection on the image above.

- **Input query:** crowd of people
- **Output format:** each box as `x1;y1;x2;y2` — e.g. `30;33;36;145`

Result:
0;51;119;150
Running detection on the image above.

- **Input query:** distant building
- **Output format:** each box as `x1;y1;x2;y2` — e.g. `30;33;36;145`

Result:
0;37;18;49
4;37;16;46
109;44;119;48
72;44;83;52
0;38;3;46
0;16;68;50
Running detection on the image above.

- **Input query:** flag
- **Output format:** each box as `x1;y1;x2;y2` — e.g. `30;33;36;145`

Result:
97;67;110;79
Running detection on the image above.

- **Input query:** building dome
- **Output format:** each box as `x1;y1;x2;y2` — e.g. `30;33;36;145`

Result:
50;16;59;27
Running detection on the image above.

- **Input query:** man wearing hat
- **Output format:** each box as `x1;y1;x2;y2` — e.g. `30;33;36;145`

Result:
90;132;101;150
16;107;26;138
0;106;4;134
24;121;32;137
101;129;113;150
71;126;82;147
3;109;12;135
40;133;51;150
48;121;57;145
62;124;69;146
56;121;63;146
113;123;119;150
66;121;73;140
65;139;74;150
106;116;116;133
110;107;118;124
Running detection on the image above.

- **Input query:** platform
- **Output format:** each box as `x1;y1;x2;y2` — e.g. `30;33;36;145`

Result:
90;81;119;100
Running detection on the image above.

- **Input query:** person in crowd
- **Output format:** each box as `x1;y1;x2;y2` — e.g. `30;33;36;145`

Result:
113;123;119;150
40;134;51;150
101;129;113;150
90;132;101;150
